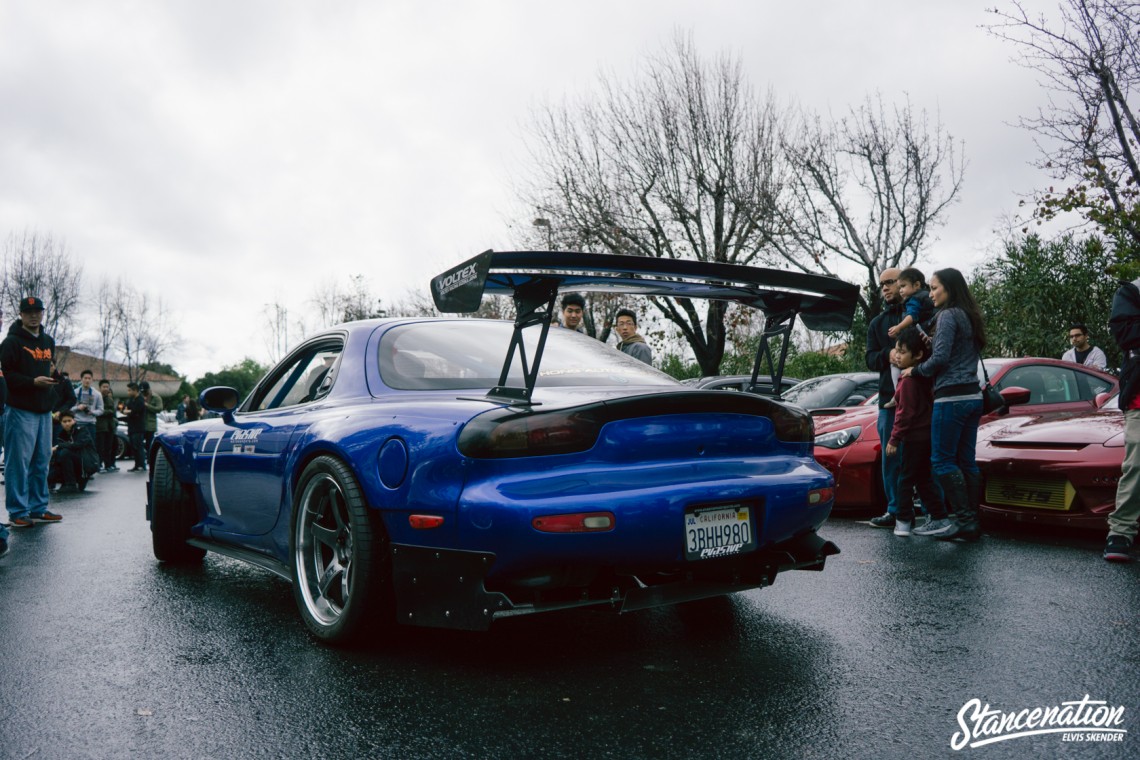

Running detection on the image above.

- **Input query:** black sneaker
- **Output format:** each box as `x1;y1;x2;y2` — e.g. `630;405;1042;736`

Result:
868;513;896;528
1104;535;1133;563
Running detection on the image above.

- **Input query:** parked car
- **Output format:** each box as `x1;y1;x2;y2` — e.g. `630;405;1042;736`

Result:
681;374;802;397
146;252;858;644
977;392;1123;531
811;358;1118;512
783;372;880;411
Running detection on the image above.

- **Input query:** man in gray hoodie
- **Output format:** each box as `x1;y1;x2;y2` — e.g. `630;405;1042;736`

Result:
614;309;652;365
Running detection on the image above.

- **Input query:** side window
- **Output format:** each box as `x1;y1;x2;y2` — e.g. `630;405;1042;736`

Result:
249;342;343;412
1076;371;1113;400
997;365;1079;405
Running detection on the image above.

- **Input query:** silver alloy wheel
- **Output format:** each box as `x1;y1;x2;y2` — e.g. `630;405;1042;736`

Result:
294;472;355;627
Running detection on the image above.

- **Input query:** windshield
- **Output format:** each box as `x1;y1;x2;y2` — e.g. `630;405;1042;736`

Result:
379;321;678;390
783;377;855;409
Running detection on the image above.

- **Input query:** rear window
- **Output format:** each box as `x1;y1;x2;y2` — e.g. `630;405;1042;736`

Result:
379;321;678;391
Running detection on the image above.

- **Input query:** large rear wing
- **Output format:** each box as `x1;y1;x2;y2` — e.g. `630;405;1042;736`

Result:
430;250;859;404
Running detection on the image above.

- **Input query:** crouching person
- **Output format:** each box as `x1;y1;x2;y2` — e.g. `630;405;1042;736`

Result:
50;410;99;493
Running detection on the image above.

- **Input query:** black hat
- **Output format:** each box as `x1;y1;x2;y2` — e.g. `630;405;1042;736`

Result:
139;381;151;391
19;296;45;312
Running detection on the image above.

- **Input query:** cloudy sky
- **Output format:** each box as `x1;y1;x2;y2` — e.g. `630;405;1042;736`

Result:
0;1;1057;380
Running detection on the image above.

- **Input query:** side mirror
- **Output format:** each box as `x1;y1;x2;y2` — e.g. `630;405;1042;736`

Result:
999;386;1032;407
1095;391;1114;408
843;395;867;407
200;386;240;423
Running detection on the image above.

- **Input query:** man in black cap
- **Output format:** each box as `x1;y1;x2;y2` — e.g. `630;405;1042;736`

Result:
0;297;63;527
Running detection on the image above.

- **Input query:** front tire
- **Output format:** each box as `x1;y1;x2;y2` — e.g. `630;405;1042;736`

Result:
291;456;390;645
151;448;206;564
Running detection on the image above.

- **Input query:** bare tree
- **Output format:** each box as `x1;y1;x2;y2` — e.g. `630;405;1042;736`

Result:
309;279;345;330
262;300;291;363
986;0;1140;250
775;95;966;315
93;278;125;379
342;274;386;321
112;284;179;383
2;231;84;346
520;35;787;374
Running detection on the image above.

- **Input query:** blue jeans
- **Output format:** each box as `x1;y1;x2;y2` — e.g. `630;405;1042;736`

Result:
877;408;900;514
931;398;983;477
4;406;53;520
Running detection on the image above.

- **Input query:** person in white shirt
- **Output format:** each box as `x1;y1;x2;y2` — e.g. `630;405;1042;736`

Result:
71;368;105;436
1062;323;1109;371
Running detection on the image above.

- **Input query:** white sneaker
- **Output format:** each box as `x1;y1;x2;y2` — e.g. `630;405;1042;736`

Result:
893;520;912;536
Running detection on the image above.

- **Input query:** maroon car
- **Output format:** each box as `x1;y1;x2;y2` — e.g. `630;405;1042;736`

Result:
977;392;1123;531
813;357;1118;512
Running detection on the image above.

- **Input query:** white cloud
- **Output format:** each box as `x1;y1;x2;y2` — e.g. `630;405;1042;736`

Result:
0;0;1067;378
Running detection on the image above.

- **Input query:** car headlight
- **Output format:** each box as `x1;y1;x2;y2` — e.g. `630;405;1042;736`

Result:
814;425;863;449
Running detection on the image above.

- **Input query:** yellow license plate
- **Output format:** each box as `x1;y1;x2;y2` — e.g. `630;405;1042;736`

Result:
985;476;1075;511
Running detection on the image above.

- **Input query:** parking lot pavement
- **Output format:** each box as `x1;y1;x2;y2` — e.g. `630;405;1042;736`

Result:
1;471;1138;759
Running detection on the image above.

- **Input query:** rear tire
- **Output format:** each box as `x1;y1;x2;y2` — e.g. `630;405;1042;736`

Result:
290;456;391;645
151;448;206;564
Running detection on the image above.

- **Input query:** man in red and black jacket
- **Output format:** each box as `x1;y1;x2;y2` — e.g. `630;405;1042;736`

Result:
884;326;951;537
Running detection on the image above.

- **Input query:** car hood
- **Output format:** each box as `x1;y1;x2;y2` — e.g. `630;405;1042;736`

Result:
979;408;1125;449
810;405;878;433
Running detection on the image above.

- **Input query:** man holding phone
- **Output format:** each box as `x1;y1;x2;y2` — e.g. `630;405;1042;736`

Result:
1;296;63;528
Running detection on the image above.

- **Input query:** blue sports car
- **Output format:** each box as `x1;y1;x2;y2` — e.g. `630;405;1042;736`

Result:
148;252;858;644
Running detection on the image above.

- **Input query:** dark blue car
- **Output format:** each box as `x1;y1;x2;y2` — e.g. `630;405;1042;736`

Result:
148;252;858;644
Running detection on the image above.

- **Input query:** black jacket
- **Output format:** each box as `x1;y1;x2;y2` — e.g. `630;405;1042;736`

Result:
53;423;100;475
0;320;56;413
865;301;903;407
1109;278;1140;408
126;394;146;434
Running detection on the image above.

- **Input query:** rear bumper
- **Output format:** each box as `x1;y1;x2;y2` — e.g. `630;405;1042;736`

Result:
389;532;839;631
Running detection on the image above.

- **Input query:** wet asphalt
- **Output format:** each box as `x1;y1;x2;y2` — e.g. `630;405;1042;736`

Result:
1;470;1138;760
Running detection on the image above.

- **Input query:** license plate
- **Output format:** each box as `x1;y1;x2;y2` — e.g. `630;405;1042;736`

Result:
985;476;1075;511
684;503;755;561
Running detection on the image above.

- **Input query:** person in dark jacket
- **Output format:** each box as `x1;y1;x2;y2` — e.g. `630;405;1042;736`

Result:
95;379;119;472
49;409;98;493
884;327;950;537
0;296;63;527
0;350;8;556
1105;277;1140;562
613;309;653;365
864;268;904;528
125;382;146;472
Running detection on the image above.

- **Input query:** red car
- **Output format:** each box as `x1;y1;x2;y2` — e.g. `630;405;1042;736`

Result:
811;358;1118;512
977;392;1122;531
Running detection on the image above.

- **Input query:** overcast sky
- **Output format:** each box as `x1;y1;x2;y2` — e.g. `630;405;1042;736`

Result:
0;1;1057;380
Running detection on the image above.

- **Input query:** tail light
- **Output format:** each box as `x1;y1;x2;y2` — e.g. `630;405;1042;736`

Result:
459;409;603;458
808;487;834;505
533;512;615;533
458;392;815;459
